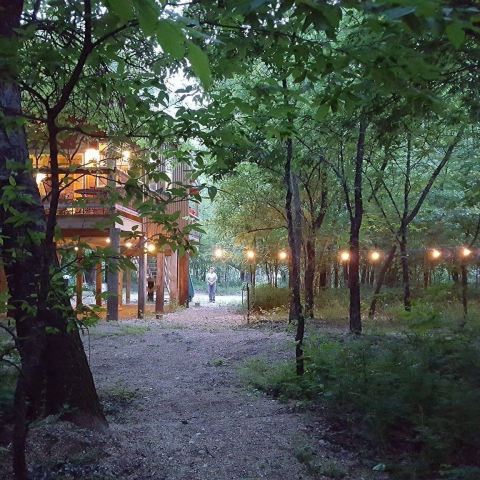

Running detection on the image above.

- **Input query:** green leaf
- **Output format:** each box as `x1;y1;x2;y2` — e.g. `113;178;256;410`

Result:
157;20;185;59
314;104;329;121
207;186;217;200
187;41;211;88
133;0;159;36
320;4;342;29
384;7;416;20
107;0;134;21
446;22;465;49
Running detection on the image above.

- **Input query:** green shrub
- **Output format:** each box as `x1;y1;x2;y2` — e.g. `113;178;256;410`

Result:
251;285;289;311
241;330;480;479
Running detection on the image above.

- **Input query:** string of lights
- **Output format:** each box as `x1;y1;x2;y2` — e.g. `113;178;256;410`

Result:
210;246;480;264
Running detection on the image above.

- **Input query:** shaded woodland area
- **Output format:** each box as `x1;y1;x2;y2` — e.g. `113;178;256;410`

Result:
1;1;479;480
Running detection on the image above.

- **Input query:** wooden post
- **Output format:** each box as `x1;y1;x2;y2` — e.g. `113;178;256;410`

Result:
95;262;102;306
125;268;131;304
118;269;123;306
178;252;189;307
76;270;83;308
138;237;146;318
155;252;165;317
76;248;83;308
168;251;178;305
107;228;120;321
0;261;7;294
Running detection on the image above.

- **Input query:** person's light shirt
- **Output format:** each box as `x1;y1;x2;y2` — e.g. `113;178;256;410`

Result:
206;272;218;285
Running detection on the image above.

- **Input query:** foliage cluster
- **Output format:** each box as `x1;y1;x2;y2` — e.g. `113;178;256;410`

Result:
242;329;480;479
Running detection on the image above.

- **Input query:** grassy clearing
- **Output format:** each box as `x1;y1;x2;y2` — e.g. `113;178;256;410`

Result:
240;325;480;480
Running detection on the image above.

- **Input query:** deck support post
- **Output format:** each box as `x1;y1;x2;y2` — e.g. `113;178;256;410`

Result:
155;251;165;318
125;268;131;304
76;249;83;308
95;262;102;306
106;227;120;321
138;237;146;319
118;269;123;306
178;253;189;307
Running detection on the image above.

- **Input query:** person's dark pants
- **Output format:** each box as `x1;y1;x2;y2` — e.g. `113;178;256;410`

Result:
208;283;216;302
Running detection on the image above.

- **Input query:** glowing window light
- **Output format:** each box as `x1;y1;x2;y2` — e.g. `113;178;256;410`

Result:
74;246;79;252
430;248;441;260
246;250;255;260
84;148;100;165
370;250;381;262
339;250;350;262
278;251;288;261
146;243;156;253
36;172;46;184
461;247;472;258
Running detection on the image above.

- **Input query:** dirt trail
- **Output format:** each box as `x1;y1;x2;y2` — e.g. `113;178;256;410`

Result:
18;301;375;479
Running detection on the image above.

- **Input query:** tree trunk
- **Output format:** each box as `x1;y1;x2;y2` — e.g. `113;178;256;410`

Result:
399;227;411;311
0;1;106;443
368;244;397;319
360;264;367;284
284;133;304;375
461;264;468;323
319;266;327;289
304;235;316;319
43;120;106;426
452;268;459;284
333;262;339;288
348;117;367;334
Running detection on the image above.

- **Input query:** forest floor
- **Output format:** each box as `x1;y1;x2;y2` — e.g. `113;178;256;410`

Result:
3;298;387;480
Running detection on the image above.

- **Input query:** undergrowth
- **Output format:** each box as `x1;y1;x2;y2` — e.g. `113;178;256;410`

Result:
251;285;289;311
240;326;480;479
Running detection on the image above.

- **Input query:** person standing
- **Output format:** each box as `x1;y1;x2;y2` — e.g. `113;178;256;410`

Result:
206;267;218;303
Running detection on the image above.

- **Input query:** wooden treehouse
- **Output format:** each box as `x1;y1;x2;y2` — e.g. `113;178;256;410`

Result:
31;140;199;321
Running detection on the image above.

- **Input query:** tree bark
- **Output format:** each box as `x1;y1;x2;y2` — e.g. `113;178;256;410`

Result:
399;227;411;311
43;119;106;426
284;134;304;375
348;117;367;334
368;244;397;319
0;0;106;442
461;264;468;323
304;236;315;319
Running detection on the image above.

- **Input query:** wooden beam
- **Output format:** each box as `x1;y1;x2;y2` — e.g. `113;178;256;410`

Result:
178;253;189;307
106;227;120;321
138;236;146;318
95;262;102;306
118;269;123;306
167;251;178;305
76;271;83;308
76;249;83;308
155;252;165;317
125;268;131;304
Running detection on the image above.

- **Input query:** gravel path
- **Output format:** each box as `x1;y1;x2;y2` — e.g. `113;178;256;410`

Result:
19;300;377;479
